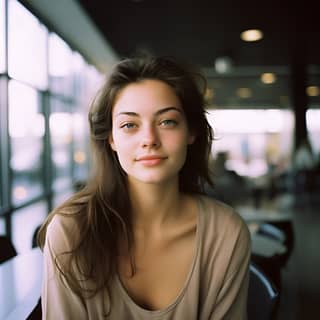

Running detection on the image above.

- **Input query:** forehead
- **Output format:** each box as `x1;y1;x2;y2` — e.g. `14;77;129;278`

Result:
112;79;182;114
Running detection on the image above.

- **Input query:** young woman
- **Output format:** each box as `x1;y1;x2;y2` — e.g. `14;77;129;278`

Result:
39;56;251;319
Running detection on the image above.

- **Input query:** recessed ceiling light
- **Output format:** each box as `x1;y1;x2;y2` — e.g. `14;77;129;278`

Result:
240;29;263;42
236;87;252;98
306;86;320;97
261;73;277;84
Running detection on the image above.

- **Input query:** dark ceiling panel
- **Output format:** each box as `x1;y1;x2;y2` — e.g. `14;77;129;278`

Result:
79;0;320;108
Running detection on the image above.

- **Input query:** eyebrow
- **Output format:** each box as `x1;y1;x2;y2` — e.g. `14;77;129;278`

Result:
115;107;182;118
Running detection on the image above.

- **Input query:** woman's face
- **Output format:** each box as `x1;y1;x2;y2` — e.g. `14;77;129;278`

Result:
109;79;194;186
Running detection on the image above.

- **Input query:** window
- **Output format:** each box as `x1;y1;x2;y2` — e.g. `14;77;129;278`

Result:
0;216;5;234
49;33;73;96
8;80;44;206
206;109;294;177
0;0;6;73
1;0;103;243
72;112;89;182
8;0;47;89
307;108;320;154
11;200;47;253
50;98;73;191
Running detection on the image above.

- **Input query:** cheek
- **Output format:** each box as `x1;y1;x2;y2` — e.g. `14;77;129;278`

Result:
172;130;191;149
111;135;133;161
167;134;189;160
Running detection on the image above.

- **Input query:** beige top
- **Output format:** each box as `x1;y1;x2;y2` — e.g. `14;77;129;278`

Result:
42;196;251;319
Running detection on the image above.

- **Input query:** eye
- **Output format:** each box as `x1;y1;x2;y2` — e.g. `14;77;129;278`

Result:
120;122;137;131
160;119;178;127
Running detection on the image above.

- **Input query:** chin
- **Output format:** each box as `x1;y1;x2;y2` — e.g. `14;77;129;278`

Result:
130;172;179;186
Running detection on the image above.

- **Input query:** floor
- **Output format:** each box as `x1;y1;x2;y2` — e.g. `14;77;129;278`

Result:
237;192;320;320
275;197;320;320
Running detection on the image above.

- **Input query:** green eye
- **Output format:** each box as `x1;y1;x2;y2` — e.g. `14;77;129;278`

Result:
160;119;177;127
121;123;137;130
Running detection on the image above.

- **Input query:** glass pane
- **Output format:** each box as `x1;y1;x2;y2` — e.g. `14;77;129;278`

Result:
49;33;73;96
72;112;89;182
85;64;104;105
0;216;5;234
50;98;73;191
72;52;86;102
0;0;5;73
307;109;320;154
73;57;103;107
8;80;44;206
207;109;294;177
11;201;47;253
8;0;47;89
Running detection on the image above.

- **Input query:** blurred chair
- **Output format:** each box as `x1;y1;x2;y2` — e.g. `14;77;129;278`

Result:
254;221;294;291
26;298;42;320
266;220;294;267
257;221;294;268
257;223;285;243
247;263;279;320
251;252;283;295
0;235;17;263
32;225;41;248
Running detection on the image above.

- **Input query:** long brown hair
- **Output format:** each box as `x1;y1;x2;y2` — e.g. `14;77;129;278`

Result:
38;55;213;298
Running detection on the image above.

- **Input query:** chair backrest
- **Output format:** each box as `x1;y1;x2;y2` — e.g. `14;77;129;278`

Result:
257;223;286;243
32;226;41;248
0;235;17;263
247;263;279;320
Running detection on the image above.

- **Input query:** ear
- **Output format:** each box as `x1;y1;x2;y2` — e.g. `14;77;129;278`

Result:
108;134;117;151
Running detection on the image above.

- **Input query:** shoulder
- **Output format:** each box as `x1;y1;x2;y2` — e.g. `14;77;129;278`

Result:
198;195;248;235
46;212;80;254
197;196;251;283
197;195;251;261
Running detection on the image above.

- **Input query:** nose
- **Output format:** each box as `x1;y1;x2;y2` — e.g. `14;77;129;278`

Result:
141;125;160;148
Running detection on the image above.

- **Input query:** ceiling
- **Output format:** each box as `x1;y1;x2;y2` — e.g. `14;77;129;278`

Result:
79;0;320;108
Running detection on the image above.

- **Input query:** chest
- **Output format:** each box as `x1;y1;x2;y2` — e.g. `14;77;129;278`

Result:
118;228;197;310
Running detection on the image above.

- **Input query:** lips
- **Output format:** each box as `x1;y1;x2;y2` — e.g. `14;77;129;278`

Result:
136;155;167;166
136;155;166;161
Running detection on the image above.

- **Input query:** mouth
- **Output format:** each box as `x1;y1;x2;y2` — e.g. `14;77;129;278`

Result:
136;155;167;166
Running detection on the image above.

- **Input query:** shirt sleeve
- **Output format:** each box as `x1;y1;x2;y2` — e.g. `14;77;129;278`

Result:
41;215;87;320
209;216;251;320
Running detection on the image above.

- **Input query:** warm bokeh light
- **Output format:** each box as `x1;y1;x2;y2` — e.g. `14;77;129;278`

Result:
74;150;86;164
261;73;277;84
240;29;263;42
13;186;28;200
205;88;214;100
236;87;252;98
306;85;320;97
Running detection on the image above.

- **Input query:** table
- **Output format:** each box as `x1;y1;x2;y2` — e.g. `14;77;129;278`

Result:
0;248;43;320
250;232;287;258
236;206;292;223
236;205;294;258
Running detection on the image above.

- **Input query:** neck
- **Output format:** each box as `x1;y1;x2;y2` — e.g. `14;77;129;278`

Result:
128;178;182;229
